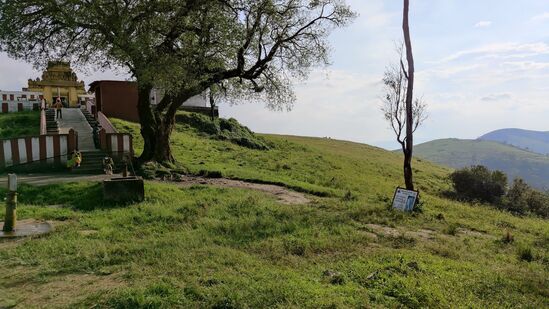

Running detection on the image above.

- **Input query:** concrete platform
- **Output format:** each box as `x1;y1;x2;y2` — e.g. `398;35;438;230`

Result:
0;219;53;238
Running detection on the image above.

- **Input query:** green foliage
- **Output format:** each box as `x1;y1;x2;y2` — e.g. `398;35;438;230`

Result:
449;165;507;204
0;111;40;139
503;178;549;218
449;167;549;218
517;244;535;262
175;112;271;150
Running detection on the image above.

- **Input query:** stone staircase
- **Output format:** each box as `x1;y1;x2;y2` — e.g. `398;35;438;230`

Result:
45;109;59;134
70;151;107;174
81;109;101;149
81;109;100;128
70;151;128;175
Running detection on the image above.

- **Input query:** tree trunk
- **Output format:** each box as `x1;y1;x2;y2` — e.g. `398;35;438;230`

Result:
151;112;176;163
403;149;413;190
209;90;215;121
137;83;157;162
403;0;415;191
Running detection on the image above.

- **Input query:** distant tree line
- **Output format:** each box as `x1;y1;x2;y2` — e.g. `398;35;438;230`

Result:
449;165;549;218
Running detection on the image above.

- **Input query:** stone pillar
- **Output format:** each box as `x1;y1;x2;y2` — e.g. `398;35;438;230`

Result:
68;129;77;152
43;87;52;106
99;129;107;152
3;174;17;232
69;87;78;107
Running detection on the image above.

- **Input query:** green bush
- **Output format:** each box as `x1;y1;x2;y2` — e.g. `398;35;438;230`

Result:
504;178;549;218
449;165;507;204
449;166;549;218
516;244;534;262
175;112;271;150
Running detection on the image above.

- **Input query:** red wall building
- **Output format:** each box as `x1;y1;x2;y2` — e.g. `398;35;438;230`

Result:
88;81;139;122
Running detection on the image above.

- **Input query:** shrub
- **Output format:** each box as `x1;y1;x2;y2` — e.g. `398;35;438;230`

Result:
517;245;534;262
449;165;507;204
175;112;271;150
503;178;549;218
504;178;530;214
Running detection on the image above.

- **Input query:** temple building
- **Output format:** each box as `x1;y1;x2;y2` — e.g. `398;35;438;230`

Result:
23;61;88;107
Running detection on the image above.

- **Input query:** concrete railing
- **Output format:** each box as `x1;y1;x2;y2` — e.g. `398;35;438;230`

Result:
98;129;133;157
0;129;78;169
97;111;118;133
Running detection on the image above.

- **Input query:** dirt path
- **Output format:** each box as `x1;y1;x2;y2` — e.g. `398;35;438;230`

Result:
162;176;311;205
0;174;311;205
0;174;110;186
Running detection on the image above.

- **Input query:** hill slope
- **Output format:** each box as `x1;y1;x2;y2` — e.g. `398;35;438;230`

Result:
479;128;549;155
1;117;547;308
414;138;549;189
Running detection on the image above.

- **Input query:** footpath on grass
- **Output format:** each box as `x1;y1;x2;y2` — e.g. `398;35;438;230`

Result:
0;174;311;205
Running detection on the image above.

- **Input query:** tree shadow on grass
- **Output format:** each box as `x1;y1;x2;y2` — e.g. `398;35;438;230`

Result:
0;183;139;211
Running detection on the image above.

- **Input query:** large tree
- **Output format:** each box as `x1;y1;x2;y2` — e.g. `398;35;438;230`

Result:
0;0;355;163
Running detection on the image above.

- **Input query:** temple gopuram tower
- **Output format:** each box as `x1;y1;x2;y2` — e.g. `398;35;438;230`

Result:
24;61;86;107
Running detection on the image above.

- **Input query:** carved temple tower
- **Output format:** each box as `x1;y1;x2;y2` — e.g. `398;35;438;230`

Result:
24;61;87;107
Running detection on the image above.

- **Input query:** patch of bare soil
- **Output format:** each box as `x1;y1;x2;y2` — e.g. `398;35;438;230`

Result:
365;224;437;241
365;223;494;242
456;227;495;239
166;176;311;205
1;273;124;308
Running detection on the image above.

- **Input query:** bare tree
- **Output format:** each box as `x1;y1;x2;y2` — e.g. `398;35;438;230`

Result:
381;44;427;190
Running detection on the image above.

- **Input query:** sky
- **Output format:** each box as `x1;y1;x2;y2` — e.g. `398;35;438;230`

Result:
1;0;548;149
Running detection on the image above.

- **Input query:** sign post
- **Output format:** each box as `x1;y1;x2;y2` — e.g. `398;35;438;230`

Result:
391;187;419;212
3;174;17;232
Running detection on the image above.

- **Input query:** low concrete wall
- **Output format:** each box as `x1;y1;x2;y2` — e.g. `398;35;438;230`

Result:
0;129;77;169
1;101;41;113
98;129;133;158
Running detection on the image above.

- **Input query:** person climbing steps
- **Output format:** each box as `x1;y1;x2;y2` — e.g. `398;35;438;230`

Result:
54;97;63;119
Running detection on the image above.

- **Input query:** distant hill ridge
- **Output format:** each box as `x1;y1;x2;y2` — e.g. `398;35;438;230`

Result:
414;138;549;190
478;128;549;155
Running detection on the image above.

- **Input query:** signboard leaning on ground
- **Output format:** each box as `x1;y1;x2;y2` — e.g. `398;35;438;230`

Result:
392;187;419;212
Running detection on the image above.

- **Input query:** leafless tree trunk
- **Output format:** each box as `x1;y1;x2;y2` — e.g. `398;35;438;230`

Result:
381;1;426;192
403;0;415;190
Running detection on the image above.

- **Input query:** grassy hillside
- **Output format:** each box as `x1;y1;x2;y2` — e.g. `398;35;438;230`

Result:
0;111;40;139
479;128;549;155
415;138;549;190
0;118;547;308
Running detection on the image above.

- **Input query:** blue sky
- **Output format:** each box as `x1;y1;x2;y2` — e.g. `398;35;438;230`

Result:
1;0;548;149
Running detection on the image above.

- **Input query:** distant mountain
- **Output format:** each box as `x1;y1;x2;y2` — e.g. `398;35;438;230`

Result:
414;138;549;190
478;128;549;155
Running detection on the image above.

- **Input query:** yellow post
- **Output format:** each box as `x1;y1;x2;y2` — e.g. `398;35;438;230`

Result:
3;174;17;232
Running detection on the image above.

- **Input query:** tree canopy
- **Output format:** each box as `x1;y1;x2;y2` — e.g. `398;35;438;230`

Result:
0;0;355;162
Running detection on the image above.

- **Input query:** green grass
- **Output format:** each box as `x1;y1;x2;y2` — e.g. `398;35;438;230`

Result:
0;111;40;139
0;117;547;308
414;138;549;189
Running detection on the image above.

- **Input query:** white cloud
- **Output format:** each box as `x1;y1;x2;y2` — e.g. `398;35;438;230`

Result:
531;12;549;21
481;93;512;102
434;42;549;63
474;21;492;28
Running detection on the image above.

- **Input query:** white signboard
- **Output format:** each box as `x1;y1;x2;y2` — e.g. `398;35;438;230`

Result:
392;187;419;212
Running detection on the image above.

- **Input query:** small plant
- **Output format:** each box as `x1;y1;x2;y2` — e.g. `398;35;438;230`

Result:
502;231;514;244
444;223;459;236
322;270;345;285
342;190;357;201
517;244;534;262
